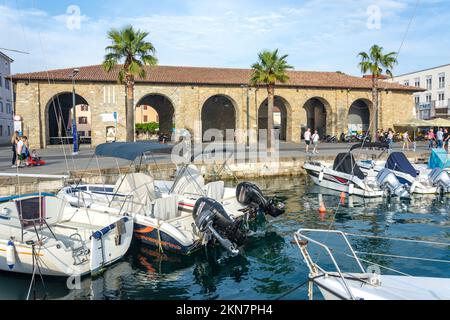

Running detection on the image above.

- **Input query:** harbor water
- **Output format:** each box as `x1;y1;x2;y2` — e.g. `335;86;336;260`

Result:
0;176;449;300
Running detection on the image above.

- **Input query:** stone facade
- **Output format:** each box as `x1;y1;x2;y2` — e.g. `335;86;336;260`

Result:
14;79;415;149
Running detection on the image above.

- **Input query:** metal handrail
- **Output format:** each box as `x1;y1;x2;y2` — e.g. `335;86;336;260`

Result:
294;229;367;300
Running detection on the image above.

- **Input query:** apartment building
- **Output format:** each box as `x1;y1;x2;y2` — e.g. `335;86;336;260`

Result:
0;52;14;145
390;64;450;120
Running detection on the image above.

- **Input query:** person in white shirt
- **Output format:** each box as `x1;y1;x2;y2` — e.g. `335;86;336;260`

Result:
304;128;311;153
16;136;25;168
312;130;320;154
402;131;411;151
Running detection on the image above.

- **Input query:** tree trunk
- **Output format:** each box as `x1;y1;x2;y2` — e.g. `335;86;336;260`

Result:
267;84;275;150
126;78;135;142
372;76;378;139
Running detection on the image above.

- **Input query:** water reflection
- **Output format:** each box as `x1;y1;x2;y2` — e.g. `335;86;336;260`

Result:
0;176;448;300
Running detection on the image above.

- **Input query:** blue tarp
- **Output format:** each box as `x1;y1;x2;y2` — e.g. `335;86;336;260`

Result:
428;149;450;169
386;152;417;178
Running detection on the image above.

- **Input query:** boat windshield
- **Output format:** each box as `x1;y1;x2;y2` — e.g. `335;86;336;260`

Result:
333;153;366;180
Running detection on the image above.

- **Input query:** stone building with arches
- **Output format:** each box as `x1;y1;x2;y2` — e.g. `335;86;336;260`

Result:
11;65;418;148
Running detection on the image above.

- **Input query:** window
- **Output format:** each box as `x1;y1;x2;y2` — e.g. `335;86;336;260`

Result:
0;102;3;113
80;105;89;112
143;115;148;122
7;126;10;136
0;76;2;87
6;103;11;114
426;76;432;90
414;96;420;104
426;94;432;103
5;79;10;90
78;117;88;124
143;106;148;111
439;73;445;89
88;131;91;137
438;92;445;101
78;131;85;137
404;80;409;86
414;78;420;87
0;125;2;137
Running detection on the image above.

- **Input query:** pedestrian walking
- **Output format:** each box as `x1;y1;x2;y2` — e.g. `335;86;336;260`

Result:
16;136;25;168
387;130;394;152
304;128;311;153
427;129;435;149
402;131;411;151
436;128;444;148
312;130;320;154
11;131;19;168
444;129;450;152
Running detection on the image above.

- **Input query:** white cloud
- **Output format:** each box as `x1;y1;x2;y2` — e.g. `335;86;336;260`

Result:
1;0;449;77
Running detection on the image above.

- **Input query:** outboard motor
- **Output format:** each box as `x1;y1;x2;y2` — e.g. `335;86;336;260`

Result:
376;168;410;199
236;182;285;218
429;168;450;194
193;197;246;256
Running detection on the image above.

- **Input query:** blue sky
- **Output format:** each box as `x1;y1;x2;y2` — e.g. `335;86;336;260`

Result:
1;0;449;76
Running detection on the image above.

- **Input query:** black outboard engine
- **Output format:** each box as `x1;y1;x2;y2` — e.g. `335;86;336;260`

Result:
193;197;247;256
236;182;285;218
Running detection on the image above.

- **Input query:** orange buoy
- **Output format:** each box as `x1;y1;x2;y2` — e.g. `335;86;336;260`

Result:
340;192;346;205
319;202;327;214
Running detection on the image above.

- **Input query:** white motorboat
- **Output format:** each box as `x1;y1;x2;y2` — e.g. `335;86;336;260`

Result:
58;142;285;256
303;143;410;198
0;193;133;277
359;152;450;195
294;229;450;300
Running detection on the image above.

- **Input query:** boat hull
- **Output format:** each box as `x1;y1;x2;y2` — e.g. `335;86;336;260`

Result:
304;164;384;198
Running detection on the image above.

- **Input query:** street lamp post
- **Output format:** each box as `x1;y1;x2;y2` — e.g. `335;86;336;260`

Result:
241;85;250;148
69;68;80;155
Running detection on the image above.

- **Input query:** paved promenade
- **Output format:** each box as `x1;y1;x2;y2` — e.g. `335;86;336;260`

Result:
0;141;432;176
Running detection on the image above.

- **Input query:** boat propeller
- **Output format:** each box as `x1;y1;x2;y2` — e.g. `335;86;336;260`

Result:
236;182;286;217
193;197;247;256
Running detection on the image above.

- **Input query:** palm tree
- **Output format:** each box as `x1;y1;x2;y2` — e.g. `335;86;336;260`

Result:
103;25;158;142
251;49;293;149
358;45;397;137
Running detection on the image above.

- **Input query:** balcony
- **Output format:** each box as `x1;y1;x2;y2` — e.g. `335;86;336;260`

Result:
431;99;450;119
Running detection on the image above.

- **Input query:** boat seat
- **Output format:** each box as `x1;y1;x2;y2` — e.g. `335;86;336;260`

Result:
206;181;225;201
152;195;180;221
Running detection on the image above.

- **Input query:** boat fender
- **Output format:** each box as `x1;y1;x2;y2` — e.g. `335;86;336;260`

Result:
318;171;324;183
6;240;15;270
348;184;354;195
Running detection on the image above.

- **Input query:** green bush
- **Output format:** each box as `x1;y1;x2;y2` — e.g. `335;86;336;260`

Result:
136;122;159;134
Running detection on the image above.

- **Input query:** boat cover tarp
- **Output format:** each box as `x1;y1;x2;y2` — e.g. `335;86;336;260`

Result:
333;153;366;180
95;142;173;160
428;149;450;169
386;152;417;178
350;142;389;152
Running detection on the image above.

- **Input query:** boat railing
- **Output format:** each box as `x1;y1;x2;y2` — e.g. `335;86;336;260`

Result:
294;229;366;300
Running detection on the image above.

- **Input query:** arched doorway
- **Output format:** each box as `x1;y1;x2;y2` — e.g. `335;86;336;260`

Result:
136;94;175;141
348;99;371;134
46;93;91;145
258;96;289;141
201;95;236;142
303;98;328;138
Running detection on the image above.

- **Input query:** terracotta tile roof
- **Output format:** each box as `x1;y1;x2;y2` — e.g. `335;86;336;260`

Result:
10;64;420;92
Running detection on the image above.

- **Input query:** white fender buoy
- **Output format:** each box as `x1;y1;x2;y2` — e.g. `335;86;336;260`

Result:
6;240;15;270
348;184;354;195
318;171;324;183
